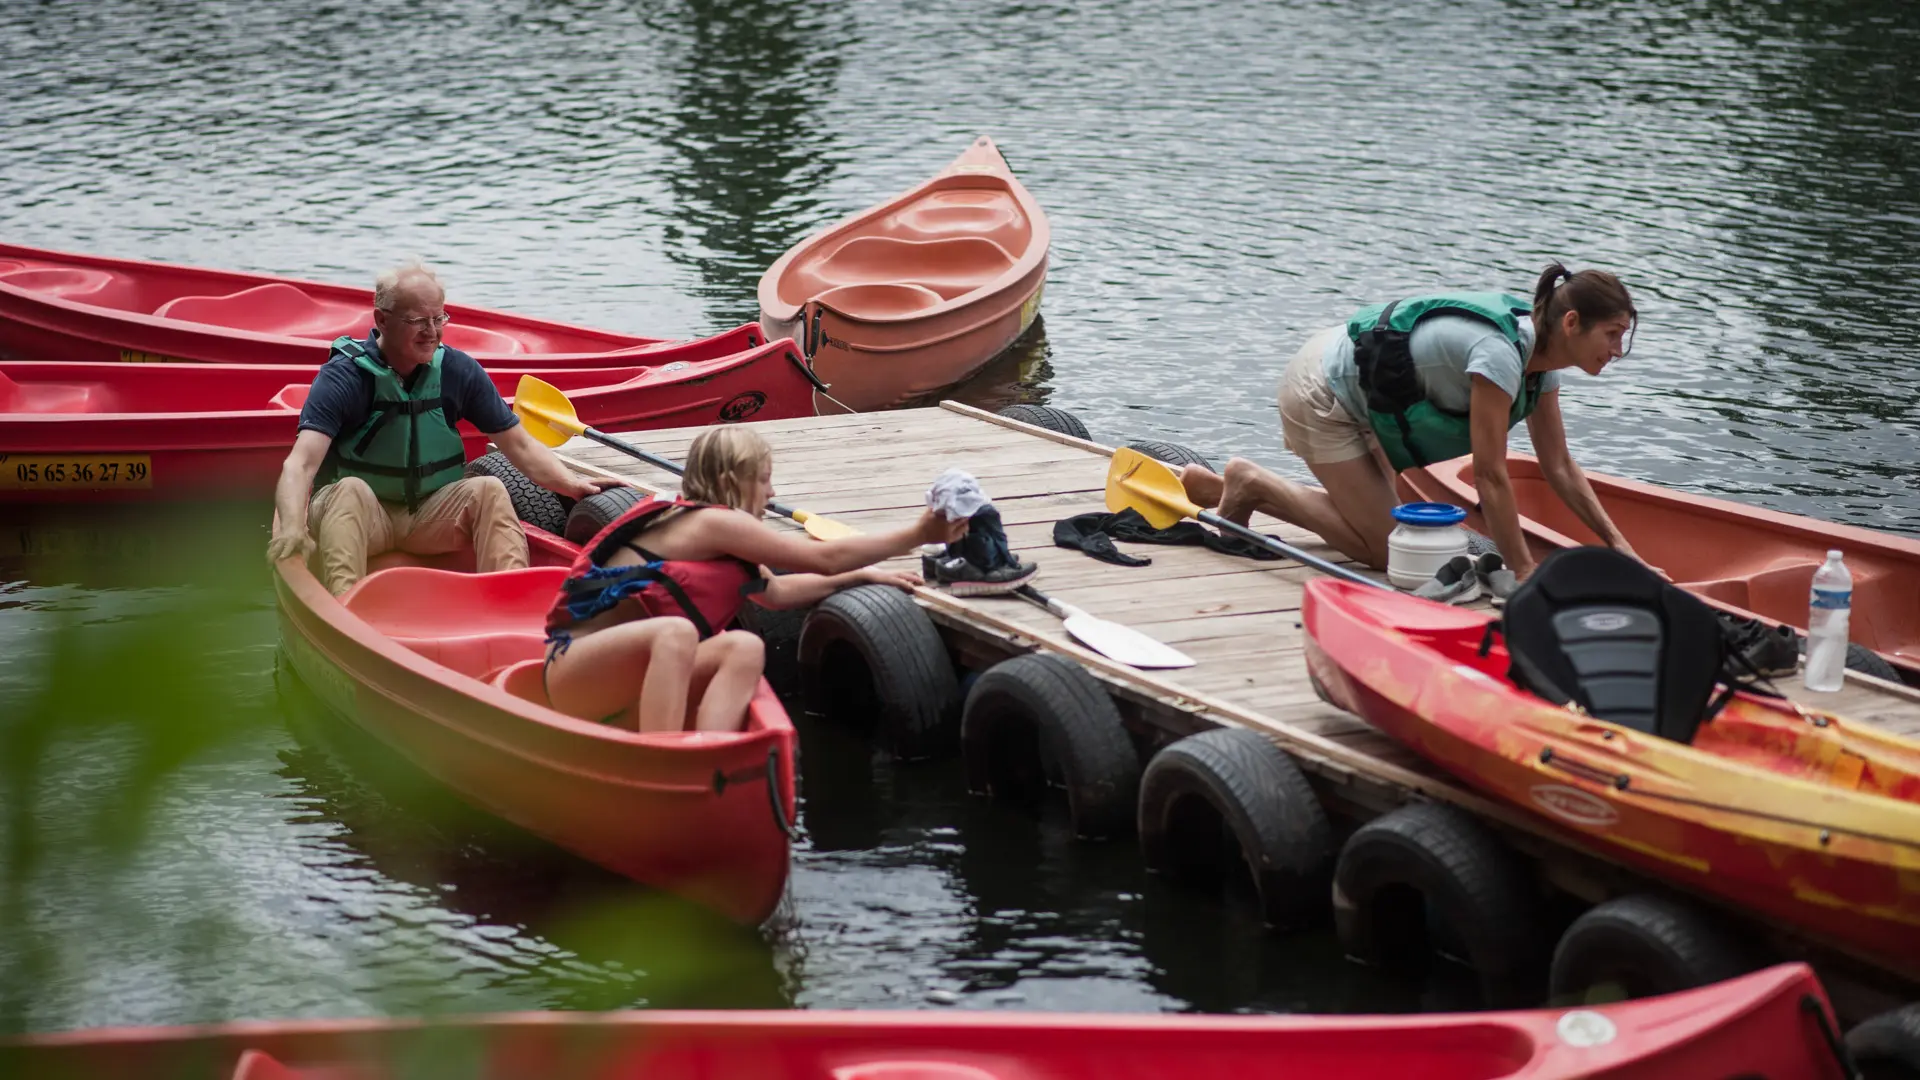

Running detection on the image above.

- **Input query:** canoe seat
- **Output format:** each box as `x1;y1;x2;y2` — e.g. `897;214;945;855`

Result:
811;283;945;320
342;565;565;678
812;235;1016;299
892;200;1019;240
155;282;368;340
401;630;547;679
270;384;310;411
493;657;550;706
0;265;125;303
0;371;112;414
344;564;565;632
441;322;526;355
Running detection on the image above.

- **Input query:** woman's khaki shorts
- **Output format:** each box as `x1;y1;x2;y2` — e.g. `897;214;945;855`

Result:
1278;327;1375;465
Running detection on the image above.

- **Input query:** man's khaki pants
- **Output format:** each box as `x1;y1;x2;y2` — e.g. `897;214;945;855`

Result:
309;475;530;596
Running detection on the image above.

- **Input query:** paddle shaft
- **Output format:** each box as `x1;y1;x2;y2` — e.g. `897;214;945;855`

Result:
575;426;813;525
1194;508;1391;590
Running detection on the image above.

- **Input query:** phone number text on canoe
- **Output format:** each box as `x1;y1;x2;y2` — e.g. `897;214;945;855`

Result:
0;454;153;489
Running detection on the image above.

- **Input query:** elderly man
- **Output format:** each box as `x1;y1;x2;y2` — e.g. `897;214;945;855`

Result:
266;261;617;595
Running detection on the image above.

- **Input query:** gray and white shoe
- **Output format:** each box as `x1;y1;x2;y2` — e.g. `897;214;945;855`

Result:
931;555;1039;597
1476;552;1517;606
1413;554;1482;605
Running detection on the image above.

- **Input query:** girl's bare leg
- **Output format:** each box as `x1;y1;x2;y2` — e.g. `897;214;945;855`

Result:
685;630;766;732
546;618;700;732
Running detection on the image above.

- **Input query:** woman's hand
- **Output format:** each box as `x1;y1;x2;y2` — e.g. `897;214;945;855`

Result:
1614;542;1672;581
859;566;924;593
916;508;970;545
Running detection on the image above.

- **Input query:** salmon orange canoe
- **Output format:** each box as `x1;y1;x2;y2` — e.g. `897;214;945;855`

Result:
757;135;1049;412
0;240;790;369
0;965;1853;1080
0;337;814;503
273;524;796;927
1301;578;1920;981
1399;453;1920;683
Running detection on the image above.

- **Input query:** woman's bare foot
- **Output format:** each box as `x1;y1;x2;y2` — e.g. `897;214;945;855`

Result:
1178;463;1224;509
1217;458;1265;525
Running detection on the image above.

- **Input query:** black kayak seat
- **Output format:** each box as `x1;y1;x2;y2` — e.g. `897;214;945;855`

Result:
1499;547;1726;744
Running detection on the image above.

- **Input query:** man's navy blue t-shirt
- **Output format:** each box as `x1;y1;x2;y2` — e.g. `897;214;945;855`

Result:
296;331;519;441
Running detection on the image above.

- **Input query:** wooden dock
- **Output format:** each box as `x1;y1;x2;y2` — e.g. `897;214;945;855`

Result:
556;400;1920;1018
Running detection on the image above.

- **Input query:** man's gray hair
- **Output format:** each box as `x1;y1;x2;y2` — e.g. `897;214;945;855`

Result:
373;259;443;311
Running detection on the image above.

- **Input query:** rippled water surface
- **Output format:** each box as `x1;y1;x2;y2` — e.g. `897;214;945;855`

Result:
2;0;1917;1034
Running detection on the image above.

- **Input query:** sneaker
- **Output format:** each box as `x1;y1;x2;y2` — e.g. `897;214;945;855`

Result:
1465;529;1501;558
1475;552;1517;606
932;554;1040;597
1413;555;1481;605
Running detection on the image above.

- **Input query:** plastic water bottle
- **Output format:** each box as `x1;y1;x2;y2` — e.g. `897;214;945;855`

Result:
1802;550;1852;693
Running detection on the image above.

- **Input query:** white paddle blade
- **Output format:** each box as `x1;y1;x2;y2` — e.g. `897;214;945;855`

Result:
1063;613;1196;669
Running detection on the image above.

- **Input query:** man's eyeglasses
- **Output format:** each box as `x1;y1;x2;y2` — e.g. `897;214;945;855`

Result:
382;310;451;332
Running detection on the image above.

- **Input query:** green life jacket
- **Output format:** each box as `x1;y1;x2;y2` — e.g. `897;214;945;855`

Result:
1347;292;1545;472
323;337;468;511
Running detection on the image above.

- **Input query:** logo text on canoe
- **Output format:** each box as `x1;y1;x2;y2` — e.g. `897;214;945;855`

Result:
720;392;767;422
1528;784;1619;828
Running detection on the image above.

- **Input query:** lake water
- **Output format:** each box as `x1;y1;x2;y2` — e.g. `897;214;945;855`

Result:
1;0;1915;1035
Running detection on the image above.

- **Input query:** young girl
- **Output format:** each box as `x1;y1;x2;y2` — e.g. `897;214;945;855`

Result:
542;426;967;733
1183;262;1648;585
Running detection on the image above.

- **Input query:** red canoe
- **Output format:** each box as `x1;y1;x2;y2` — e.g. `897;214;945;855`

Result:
273;524;796;926
1399;452;1920;683
1302;577;1920;981
757;135;1049;412
0;965;1852;1079
0;337;815;503
0;240;794;369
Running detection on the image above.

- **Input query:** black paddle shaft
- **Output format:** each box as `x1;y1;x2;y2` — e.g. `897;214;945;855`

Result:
1194;509;1391;590
581;426;808;523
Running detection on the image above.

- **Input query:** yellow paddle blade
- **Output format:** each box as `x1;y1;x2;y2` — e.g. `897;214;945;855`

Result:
512;375;587;448
789;508;861;541
1105;447;1202;530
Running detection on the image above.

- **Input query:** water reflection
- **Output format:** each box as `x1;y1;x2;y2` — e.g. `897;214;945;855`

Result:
646;0;849;327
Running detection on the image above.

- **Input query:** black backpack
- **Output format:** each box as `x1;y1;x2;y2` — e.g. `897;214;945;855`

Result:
1488;546;1755;743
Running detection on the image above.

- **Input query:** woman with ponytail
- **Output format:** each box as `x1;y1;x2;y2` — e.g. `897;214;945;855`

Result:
1181;262;1646;588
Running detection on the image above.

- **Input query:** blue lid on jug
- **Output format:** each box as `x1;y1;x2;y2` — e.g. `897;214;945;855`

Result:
1390;502;1467;527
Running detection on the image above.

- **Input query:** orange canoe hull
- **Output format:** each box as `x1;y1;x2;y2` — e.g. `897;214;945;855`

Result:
1399;453;1920;681
273;528;796;926
758;135;1049;412
1302;579;1920;980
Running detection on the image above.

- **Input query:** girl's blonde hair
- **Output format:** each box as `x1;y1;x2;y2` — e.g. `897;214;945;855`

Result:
682;426;773;512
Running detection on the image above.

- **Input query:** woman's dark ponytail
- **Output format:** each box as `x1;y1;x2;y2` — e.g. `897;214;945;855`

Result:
1531;262;1636;352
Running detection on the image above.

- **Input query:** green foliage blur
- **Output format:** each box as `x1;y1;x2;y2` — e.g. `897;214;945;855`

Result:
0;502;788;1069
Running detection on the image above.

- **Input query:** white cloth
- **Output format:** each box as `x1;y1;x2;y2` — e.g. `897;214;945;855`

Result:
926;468;991;520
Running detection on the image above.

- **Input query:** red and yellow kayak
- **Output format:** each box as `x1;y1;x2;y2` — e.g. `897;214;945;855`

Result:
0;241;783;369
0;337;814;503
757;135;1049;412
273;525;796;927
0;964;1853;1079
1302;578;1920;980
1399;453;1920;682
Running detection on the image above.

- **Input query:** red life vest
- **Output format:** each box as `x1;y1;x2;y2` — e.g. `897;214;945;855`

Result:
544;496;763;641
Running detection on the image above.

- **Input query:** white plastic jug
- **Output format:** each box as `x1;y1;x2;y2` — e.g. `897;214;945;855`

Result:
1387;503;1470;591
